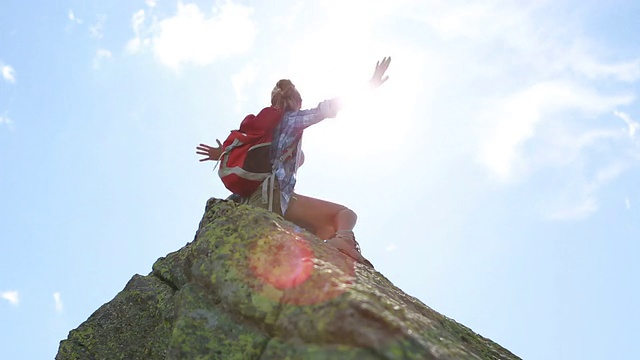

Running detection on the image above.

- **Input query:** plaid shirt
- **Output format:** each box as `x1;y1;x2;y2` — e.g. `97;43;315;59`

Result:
271;99;340;214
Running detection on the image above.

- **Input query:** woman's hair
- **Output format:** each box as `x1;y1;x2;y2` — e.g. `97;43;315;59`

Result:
271;79;302;112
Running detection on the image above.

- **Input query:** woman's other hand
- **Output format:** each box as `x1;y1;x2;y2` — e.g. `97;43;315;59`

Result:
196;140;223;162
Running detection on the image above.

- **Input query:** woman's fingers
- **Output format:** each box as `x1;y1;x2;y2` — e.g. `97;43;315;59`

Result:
371;56;391;87
196;141;223;161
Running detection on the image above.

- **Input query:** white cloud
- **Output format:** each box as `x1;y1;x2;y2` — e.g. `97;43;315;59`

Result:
548;197;598;221
593;161;629;186
479;82;633;181
146;0;157;8
390;1;639;189
529;129;622;171
576;58;640;83
126;1;257;69
93;48;113;69
90;15;107;39
125;10;148;54
53;292;63;313
1;64;16;83
0;114;13;127
625;197;631;210
386;244;397;252
614;111;640;139
68;9;82;24
545;161;629;221
1;291;19;305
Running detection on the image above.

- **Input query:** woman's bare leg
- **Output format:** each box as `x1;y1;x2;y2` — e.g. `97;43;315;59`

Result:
284;193;356;239
284;193;372;266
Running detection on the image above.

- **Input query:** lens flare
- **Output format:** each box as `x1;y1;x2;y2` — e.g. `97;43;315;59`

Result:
247;230;357;306
249;233;314;290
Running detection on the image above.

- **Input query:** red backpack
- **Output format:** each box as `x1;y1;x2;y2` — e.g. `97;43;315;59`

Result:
217;107;283;197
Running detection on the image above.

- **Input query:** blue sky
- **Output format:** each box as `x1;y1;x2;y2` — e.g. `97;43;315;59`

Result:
1;0;639;359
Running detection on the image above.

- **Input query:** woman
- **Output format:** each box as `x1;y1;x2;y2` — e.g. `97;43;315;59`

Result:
197;57;391;267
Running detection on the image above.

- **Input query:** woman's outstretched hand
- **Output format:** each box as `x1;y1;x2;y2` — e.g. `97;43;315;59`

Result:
196;140;223;162
370;56;391;88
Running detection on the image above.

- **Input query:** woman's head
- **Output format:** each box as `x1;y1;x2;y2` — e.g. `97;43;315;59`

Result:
271;79;302;112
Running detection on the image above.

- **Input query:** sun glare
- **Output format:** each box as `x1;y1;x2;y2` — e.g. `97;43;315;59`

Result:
303;56;423;161
279;0;426;161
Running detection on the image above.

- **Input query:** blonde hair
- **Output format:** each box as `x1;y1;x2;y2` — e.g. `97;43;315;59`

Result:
271;79;302;112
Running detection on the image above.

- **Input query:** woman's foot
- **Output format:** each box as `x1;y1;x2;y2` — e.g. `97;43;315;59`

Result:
324;231;374;268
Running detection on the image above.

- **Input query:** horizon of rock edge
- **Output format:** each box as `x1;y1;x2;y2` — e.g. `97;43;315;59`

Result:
56;198;521;360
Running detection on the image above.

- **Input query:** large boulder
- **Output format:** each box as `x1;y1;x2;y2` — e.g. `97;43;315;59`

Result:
57;199;520;359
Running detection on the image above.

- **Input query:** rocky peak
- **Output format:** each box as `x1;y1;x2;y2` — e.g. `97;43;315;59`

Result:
56;198;520;359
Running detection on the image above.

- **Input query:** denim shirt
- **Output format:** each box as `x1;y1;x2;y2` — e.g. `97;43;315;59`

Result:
271;99;340;214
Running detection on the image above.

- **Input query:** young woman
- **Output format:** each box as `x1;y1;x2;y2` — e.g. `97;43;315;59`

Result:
197;57;391;267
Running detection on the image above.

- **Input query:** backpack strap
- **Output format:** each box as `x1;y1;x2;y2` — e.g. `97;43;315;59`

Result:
260;173;276;212
212;137;242;172
240;173;275;212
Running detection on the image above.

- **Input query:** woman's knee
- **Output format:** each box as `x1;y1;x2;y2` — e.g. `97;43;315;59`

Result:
335;207;357;229
338;207;356;220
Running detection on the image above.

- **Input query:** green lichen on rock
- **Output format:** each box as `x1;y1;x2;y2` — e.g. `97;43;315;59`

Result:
166;283;268;360
56;274;175;360
57;199;521;360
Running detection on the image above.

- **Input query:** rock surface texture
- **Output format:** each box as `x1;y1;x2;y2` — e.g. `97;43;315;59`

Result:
56;198;520;360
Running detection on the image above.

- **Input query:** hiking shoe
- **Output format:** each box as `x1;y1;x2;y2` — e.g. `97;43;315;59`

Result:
225;194;243;203
324;230;374;268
